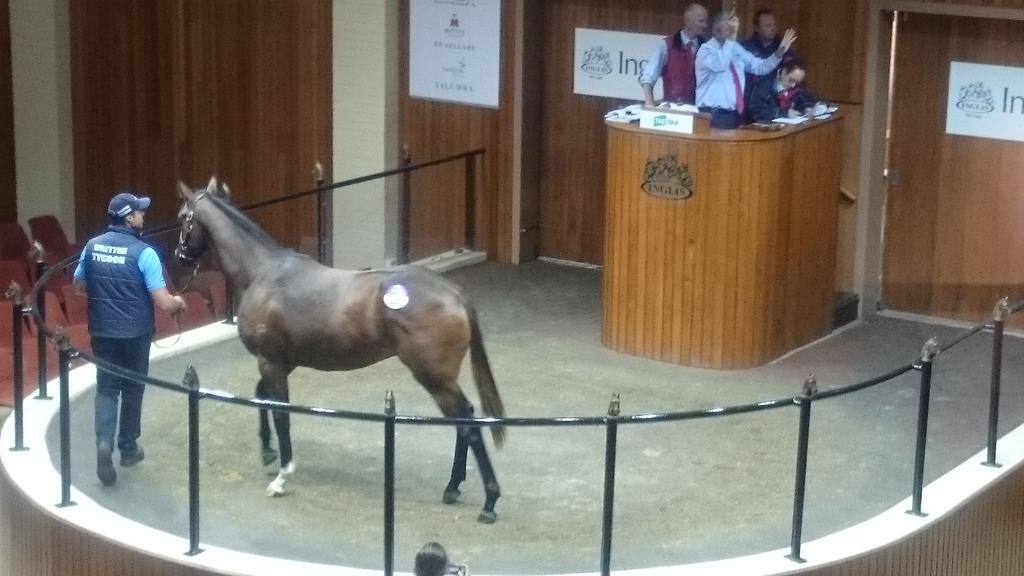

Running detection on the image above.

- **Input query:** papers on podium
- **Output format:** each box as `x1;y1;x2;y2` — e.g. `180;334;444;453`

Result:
772;116;810;125
605;104;642;123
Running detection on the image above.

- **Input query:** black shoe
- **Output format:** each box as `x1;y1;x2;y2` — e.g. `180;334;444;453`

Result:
120;447;145;467
97;442;116;486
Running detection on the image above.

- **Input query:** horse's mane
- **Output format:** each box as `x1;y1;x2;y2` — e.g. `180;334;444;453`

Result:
206;192;283;251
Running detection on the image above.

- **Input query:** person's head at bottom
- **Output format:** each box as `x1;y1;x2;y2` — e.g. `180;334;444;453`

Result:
414;542;449;576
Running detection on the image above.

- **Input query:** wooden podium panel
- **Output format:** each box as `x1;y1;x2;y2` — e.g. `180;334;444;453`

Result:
603;118;843;369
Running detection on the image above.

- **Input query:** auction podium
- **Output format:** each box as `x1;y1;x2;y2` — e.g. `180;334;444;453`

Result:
603;110;844;369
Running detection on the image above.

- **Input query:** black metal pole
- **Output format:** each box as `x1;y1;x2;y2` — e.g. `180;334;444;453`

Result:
10;294;26;451
909;338;938;517
464;153;476;251
56;333;74;507
223;281;235;325
383;391;396;576
600;394;621;576
315;161;326;266
185;366;203;556
35;284;50;400
787;375;817;563
984;298;1008;468
398;146;411;265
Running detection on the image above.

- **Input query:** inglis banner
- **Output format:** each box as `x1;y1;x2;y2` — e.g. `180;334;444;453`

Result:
409;0;501;108
946;61;1024;143
574;28;664;101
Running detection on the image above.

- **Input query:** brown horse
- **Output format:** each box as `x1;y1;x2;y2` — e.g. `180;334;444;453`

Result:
174;177;506;523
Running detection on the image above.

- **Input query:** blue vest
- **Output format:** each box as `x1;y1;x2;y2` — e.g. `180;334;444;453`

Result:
83;226;154;338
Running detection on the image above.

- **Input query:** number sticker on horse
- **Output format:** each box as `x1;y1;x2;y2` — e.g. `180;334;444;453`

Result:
383;284;410;310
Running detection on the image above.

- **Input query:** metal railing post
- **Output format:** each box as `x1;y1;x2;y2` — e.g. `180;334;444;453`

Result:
600;394;621;576
56;331;75;507
314;161;329;266
223;281;235;325
34;276;50;400
185;366;204;556
984;297;1009;468
383;391;396;576
908;337;939;517
787;375;817;563
464;153;477;251
398;146;412;265
6;283;27;451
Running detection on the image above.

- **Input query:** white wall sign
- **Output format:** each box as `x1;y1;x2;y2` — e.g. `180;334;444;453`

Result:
574;28;664;101
409;0;501;108
946;61;1024;143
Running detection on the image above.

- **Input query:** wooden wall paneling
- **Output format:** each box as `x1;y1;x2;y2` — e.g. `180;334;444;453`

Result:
883;12;1024;326
913;0;1024;7
537;1;724;265
735;0;868;104
398;0;520;262
0;0;15;224
70;1;330;266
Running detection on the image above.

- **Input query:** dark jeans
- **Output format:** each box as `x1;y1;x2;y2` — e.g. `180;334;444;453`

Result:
700;107;743;129
92;333;152;454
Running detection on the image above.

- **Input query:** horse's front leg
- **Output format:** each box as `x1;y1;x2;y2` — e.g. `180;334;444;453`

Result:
256;378;278;466
258;358;295;497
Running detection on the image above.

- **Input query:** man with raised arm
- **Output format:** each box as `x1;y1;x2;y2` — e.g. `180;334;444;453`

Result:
695;10;796;128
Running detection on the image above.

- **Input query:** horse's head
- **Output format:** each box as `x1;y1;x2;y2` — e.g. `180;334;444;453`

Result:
175;176;230;265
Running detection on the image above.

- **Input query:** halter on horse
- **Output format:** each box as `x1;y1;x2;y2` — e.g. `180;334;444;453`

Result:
175;177;507;523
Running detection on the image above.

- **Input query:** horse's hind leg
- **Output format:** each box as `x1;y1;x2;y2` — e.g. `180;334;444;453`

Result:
443;420;470;504
258;358;295;497
256;378;277;466
429;384;501;524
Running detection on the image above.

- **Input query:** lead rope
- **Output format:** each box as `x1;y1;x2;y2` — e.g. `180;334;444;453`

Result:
151;261;201;349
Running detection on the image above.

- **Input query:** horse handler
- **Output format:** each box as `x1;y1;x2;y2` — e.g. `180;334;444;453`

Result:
73;191;186;486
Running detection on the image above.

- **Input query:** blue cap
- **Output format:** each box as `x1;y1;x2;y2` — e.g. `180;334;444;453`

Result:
107;192;151;218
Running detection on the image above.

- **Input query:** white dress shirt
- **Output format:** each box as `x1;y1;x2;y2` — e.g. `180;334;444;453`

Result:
695;38;781;110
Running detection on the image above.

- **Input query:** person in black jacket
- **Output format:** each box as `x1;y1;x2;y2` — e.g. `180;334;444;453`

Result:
745;58;816;123
73;192;186;486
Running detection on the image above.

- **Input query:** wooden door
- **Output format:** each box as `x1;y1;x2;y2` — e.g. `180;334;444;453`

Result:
883;12;1024;324
70;1;331;258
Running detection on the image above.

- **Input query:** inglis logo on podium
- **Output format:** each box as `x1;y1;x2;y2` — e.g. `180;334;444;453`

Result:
641;156;693;200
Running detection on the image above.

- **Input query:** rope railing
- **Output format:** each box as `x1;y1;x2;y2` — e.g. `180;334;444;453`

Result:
7;226;1024;574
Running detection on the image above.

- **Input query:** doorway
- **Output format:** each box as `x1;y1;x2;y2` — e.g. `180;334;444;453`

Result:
880;11;1024;324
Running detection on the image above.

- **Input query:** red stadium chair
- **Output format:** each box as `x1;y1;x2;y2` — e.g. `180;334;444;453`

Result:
0;259;31;297
27;215;82;269
0;223;35;282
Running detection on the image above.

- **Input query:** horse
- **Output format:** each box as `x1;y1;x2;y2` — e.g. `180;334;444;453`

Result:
174;177;507;524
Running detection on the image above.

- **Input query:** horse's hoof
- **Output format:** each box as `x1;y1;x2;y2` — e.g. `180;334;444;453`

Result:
262;450;278;466
477;510;497;524
265;485;285;497
442;488;461;504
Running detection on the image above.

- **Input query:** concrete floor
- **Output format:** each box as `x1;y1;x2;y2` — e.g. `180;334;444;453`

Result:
47;262;1024;574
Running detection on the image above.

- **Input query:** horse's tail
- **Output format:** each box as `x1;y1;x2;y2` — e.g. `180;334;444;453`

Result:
467;304;506;448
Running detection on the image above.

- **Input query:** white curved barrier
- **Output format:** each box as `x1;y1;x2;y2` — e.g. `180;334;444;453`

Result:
2;320;1023;576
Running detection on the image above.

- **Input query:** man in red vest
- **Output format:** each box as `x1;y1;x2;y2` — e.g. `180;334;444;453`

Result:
640;4;709;107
